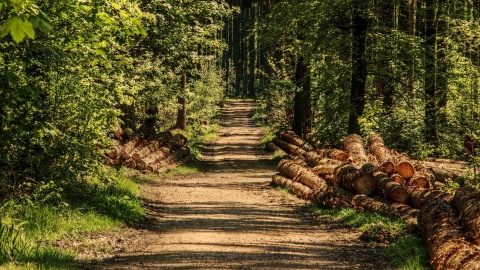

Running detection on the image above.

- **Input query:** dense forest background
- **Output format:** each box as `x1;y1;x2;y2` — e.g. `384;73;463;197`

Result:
1;0;480;205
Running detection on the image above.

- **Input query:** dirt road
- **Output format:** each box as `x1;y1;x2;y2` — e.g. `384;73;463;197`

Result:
84;100;389;269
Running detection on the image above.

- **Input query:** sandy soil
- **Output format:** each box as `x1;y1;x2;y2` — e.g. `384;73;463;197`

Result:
80;100;390;270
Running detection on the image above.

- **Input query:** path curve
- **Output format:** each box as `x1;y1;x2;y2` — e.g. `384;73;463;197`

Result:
85;100;389;269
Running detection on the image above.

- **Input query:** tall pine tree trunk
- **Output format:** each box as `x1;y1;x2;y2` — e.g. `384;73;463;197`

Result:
293;56;312;139
348;1;369;135
407;0;417;93
424;0;438;146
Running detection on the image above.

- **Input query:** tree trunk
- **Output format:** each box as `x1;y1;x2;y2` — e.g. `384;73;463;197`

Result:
293;56;312;139
395;155;415;179
174;74;187;130
407;0;417;93
276;159;329;191
424;0;438;147
407;186;451;209
409;164;435;188
348;1;369;134
316;149;349;162
120;137;141;159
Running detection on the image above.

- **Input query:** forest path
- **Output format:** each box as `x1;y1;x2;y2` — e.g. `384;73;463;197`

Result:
82;100;389;269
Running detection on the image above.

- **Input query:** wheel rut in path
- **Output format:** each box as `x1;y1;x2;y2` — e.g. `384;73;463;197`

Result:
85;100;389;269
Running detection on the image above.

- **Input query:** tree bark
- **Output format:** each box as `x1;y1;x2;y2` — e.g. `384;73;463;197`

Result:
368;134;395;174
452;186;480;245
343;134;369;165
272;137;306;156
348;1;369;134
293;56;312;139
407;0;417;93
174;74;187;130
373;171;409;203
334;164;376;196
272;173;314;200
418;198;480;269
424;0;438;147
277;130;314;151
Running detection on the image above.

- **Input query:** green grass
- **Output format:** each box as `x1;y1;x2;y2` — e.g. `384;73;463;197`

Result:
163;161;202;176
304;204;429;269
0;167;146;269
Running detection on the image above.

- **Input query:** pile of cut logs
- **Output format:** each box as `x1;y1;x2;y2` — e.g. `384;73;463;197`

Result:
105;131;192;173
269;131;480;269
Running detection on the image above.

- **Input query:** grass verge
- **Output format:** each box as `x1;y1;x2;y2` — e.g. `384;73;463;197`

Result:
0;167;145;269
304;204;429;270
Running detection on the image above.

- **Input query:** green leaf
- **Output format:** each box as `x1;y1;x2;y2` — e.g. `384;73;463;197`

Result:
5;17;35;43
137;25;147;36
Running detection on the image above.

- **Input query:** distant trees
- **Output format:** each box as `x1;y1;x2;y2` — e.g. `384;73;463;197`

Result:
248;0;480;158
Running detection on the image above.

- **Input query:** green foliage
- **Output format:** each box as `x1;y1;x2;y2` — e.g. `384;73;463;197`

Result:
384;235;429;270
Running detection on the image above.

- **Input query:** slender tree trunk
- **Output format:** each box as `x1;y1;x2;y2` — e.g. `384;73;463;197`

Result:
248;4;256;98
424;0;438;146
293;56;312;139
407;0;417;93
174;73;187;130
348;1;369;135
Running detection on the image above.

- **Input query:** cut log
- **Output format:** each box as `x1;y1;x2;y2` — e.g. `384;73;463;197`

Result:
136;150;168;170
276;159;329;191
360;162;380;175
166;134;188;152
452;186;480;245
409;164;435;188
334;164;376;196
311;160;342;176
304;151;342;170
272;137;306;156
120;137;140;159
106;140;121;159
419;197;480;269
343;134;369;164
406;186;451;209
271;173;314;200
131;131;173;161
146;146;191;172
368;135;395;174
373;171;409;203
266;142;288;156
430;167;460;183
391;174;406;185
395;156;415;179
277;130;314;151
318;149;349;162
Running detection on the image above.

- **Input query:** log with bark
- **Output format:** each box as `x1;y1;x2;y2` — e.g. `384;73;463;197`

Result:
146;146;191;172
368;135;395;174
311;159;343;176
452;186;480;245
334;164;376;196
276;159;328;191
120;137;141;159
317;149;349;162
135;150;168;170
277;130;314;151
343;134;369;165
407;186;452;209
430;167;461;183
272;137;306;156
271;173;314;200
419;197;480;269
266;142;288;156
395;154;415;179
409;164;435;188
373;171;409;203
131;131;173;161
106;140;121;159
391;174;406;185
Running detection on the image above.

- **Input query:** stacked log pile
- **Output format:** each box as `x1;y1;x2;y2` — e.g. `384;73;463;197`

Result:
267;131;479;269
105;131;192;173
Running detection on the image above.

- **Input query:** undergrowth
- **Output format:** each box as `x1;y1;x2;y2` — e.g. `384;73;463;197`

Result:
0;167;145;269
